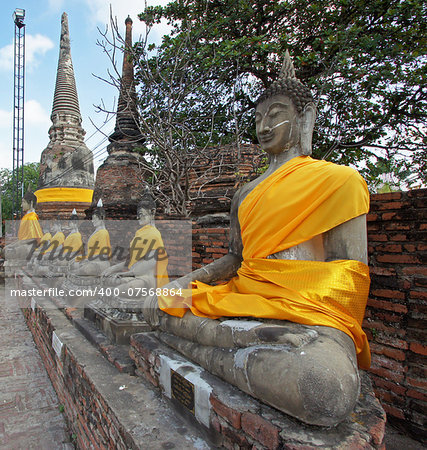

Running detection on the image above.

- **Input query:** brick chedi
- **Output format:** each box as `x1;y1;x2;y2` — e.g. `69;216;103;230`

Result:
188;143;264;216
90;16;145;219
35;12;94;219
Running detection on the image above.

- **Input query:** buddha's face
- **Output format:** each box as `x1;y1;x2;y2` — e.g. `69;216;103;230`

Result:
21;198;30;212
137;208;152;226
92;214;102;228
255;94;300;155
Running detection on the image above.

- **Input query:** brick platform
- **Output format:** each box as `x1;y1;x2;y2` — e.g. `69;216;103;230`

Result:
0;287;71;448
130;332;386;450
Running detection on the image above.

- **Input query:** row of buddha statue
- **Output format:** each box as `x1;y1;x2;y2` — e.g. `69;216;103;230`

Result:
5;51;372;428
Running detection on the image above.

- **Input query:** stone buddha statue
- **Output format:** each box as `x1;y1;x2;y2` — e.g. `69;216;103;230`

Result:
4;190;43;262
101;193;169;298
61;209;84;261
144;50;371;427
69;200;111;276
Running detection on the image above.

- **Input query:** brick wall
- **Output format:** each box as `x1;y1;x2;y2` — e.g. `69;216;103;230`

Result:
365;189;426;438
191;189;427;440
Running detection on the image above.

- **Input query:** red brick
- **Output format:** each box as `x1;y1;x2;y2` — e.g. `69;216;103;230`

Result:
370;290;405;300
382;404;405;420
378;201;404;210
403;244;416;252
407;389;427;401
409;290;427;300
372;355;405;372
210;396;241;429
369;375;407;396
373;192;402;201
410;342;427;356
367;213;379;221
241;412;280;449
377;254;419;264
369;343;406;361
368;234;388;242
407;377;427;390
389;234;407;241
369;366;405;384
369;267;396;276
384;223;411;231
418;243;427;251
403;267;427;276
381;212;396;220
367;298;407;313
221;423;250;448
376;243;402;252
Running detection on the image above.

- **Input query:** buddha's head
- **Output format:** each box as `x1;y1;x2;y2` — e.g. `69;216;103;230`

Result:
137;192;156;227
92;199;105;227
255;51;316;156
69;208;79;231
22;189;37;212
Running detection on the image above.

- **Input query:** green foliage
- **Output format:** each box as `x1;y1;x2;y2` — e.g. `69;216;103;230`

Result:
0;162;40;220
138;0;426;187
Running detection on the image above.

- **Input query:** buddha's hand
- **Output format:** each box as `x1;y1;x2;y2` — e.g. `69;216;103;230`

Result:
143;294;161;328
101;266;118;278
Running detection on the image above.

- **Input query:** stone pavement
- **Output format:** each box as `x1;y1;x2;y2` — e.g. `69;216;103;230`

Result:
0;287;72;449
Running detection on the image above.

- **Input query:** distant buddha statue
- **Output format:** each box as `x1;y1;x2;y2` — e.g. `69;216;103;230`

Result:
70;199;111;276
101;193;169;298
146;51;371;427
4;190;43;261
61;208;84;261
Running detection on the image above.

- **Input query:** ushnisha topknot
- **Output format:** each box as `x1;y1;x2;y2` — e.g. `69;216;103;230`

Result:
69;208;78;221
23;188;37;207
93;198;105;220
256;50;314;114
137;190;156;213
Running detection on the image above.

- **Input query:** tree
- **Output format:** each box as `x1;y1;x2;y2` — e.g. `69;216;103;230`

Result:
97;14;260;216
0;162;40;221
138;0;426;189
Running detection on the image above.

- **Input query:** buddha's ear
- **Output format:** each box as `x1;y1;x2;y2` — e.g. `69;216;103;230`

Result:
300;102;316;156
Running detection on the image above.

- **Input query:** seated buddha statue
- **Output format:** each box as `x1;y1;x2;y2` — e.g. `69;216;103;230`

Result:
101;193;169;299
145;51;371;427
61;209;84;262
4;190;43;262
31;217;65;277
70;200;111;276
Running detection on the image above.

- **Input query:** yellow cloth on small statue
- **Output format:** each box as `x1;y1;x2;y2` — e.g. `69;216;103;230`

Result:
44;232;65;254
17;211;43;241
62;232;84;258
38;232;52;255
85;228;111;259
128;225;169;288
159;156;371;369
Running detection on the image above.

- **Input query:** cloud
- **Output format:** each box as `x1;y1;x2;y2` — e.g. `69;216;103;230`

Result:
0;101;50;169
0;34;54;72
25;100;51;126
83;0;171;41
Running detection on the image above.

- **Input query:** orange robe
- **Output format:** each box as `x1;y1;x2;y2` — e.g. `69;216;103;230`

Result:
128;225;169;288
160;156;371;369
17;211;43;241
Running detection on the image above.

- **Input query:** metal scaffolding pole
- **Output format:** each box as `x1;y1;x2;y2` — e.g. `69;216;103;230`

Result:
12;8;26;217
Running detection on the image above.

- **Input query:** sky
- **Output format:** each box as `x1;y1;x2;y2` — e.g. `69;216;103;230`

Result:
0;0;170;172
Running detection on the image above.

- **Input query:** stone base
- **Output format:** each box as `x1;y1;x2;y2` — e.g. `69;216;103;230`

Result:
130;332;386;449
84;300;151;345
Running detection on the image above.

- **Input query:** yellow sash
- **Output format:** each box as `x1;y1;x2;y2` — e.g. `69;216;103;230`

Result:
159;156;371;369
44;231;65;253
38;232;52;255
62;232;84;257
17;211;43;241
128;225;169;288
85;228;111;259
